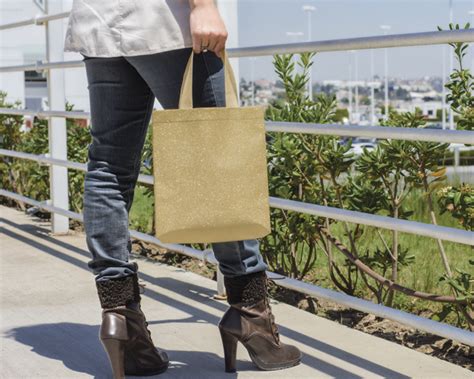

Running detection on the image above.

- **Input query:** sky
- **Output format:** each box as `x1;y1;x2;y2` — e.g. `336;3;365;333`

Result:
1;0;473;84
234;0;474;82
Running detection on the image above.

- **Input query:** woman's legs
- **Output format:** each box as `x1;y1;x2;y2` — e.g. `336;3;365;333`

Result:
83;46;267;279
82;54;155;281
82;53;170;377
82;47;299;373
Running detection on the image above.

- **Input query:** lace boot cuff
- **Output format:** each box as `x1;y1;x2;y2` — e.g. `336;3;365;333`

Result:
224;270;267;306
95;273;141;309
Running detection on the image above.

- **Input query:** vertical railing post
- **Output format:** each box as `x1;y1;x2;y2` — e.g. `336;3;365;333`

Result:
45;0;69;234
454;146;460;167
216;267;226;299
217;0;240;103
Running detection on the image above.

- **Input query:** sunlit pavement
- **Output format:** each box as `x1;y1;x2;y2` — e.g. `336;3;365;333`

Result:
1;204;471;378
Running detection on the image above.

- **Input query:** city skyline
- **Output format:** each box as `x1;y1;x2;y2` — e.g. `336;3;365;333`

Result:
237;0;474;82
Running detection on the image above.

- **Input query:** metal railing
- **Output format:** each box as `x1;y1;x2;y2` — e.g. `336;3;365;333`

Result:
1;28;473;72
1;148;472;246
1;107;473;144
1;9;473;346
2;188;472;347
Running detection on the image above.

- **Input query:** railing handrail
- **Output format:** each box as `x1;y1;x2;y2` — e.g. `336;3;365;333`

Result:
230;29;474;57
1;148;473;246
1;29;473;73
1;108;473;144
265;121;474;144
0;11;71;30
0;60;83;73
0;108;90;119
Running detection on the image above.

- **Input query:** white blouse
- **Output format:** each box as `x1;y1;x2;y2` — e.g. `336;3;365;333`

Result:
63;0;193;57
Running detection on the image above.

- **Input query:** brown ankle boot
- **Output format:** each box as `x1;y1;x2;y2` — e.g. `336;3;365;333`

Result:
95;272;169;378
218;270;302;372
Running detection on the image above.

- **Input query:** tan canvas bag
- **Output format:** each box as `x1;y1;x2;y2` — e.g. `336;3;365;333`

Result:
151;49;271;244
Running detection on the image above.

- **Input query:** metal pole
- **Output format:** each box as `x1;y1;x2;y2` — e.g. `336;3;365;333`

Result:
250;57;255;106
442;45;447;129
217;0;240;103
45;0;69;234
370;49;376;124
215;267;226;300
348;54;353;123
307;10;312;100
469;9;474;75
303;5;316;100
449;0;455;130
354;51;359;122
384;42;389;119
380;25;391;120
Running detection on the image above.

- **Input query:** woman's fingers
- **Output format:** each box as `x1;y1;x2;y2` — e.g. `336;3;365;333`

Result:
213;39;226;59
206;33;219;52
190;3;228;55
193;30;226;54
192;34;203;54
193;31;227;53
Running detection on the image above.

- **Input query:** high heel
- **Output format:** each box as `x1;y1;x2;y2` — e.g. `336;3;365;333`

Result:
219;328;238;373
218;271;302;372
101;338;127;379
95;271;169;377
99;312;129;379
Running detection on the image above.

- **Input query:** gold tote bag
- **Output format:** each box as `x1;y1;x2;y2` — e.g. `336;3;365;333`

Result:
151;49;271;244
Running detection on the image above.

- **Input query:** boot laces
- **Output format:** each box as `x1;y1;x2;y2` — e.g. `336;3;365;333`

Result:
264;278;281;343
137;281;152;339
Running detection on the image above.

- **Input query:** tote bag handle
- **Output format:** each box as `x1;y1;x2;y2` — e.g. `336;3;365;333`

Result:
178;49;239;109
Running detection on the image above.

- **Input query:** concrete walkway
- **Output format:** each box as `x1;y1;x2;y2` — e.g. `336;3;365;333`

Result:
1;204;472;378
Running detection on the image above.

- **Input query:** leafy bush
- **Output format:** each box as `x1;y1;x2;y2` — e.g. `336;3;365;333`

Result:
261;29;473;328
0;91;91;213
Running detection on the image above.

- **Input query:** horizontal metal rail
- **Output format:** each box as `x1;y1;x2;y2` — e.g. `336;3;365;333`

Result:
0;108;90;119
0;11;70;30
1;148;472;246
270;197;473;246
0;60;84;73
1;188;472;346
266;121;474;145
2;108;474;144
231;29;474;57
0;149;153;185
1;29;473;73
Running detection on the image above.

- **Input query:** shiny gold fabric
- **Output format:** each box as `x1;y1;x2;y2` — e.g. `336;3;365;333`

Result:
152;50;271;243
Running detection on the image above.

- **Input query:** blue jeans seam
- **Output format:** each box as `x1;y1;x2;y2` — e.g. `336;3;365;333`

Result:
236;241;246;274
124;89;154;256
128;89;154;203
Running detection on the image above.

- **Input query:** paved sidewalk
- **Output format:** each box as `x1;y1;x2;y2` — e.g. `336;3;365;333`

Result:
1;204;472;378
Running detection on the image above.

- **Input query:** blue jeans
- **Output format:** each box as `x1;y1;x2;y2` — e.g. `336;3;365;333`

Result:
81;47;268;282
